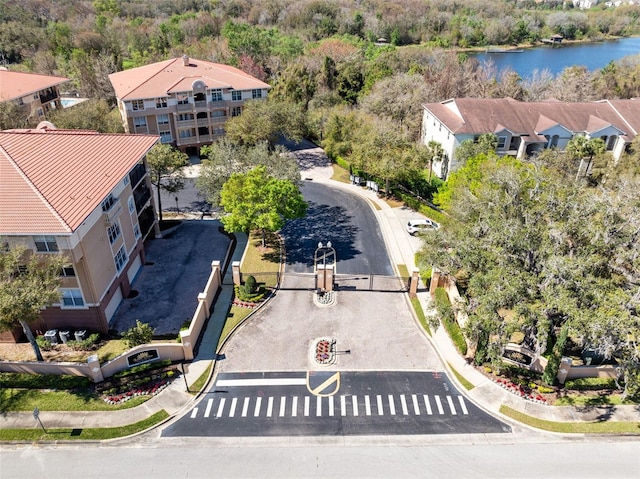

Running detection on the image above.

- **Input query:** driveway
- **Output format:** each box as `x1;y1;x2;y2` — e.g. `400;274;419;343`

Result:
109;220;231;336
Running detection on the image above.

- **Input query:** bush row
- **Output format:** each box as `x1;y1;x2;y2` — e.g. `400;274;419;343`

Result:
564;377;618;391
112;358;172;379
435;288;467;356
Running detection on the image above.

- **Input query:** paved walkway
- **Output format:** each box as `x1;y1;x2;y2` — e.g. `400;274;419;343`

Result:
2;143;639;432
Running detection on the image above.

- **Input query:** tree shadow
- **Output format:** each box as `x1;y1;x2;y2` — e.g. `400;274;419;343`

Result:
281;201;360;270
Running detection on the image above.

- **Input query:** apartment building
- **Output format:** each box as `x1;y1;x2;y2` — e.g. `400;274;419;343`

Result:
421;97;640;179
0;126;159;342
0;68;70;124
109;55;270;155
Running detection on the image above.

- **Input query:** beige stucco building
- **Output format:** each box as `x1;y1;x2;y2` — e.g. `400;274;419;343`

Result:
0;126;159;342
109;55;270;155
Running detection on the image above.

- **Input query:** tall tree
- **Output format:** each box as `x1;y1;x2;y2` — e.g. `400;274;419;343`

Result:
48;99;124;133
566;136;606;180
0;245;64;361
146;143;189;224
219;166;307;247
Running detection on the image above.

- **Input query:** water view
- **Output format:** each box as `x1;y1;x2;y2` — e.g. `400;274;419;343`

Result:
472;36;640;77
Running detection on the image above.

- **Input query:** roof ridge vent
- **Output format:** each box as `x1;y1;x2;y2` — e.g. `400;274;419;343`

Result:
182;54;190;66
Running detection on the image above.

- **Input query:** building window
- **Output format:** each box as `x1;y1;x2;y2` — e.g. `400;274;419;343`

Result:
37;108;44;117
16;97;24;106
132;99;144;111
211;89;222;102
123;175;130;186
156;97;168;109
179;129;195;138
114;246;127;273
157;114;169;125
231;106;242;117
134;224;141;239
252;89;262;99
102;193;115;212
232;90;242;101
178;113;194;122
177;93;189;105
128;197;135;214
211;110;226;118
159;131;172;143
61;288;84;307
134;117;147;128
34;235;58;253
497;136;507;149
60;264;75;277
107;221;122;244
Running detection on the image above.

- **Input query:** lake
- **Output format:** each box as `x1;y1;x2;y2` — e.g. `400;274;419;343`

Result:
471;36;640;78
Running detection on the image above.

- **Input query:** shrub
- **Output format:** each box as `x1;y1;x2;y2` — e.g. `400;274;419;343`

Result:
564;377;618;391
66;333;100;351
122;320;154;348
244;275;257;295
36;335;53;351
435;287;467;356
542;324;568;386
113;359;172;379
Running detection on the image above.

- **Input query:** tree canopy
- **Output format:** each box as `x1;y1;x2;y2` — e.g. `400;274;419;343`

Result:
219;166;307;246
0;245;64;361
146;143;189;223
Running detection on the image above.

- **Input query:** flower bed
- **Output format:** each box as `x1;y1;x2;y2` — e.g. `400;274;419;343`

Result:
492;377;547;404
315;338;336;365
103;379;168;405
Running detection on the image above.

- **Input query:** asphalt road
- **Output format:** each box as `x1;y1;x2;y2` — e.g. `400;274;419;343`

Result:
281;181;393;276
162;371;510;437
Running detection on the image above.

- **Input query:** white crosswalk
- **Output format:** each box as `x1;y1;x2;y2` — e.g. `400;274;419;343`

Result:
190;394;469;420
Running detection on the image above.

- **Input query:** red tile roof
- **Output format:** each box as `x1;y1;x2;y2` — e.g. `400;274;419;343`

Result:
0;69;70;102
0;128;158;235
108;57;270;101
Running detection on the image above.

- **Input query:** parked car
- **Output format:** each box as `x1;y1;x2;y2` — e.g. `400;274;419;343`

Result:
406;218;439;235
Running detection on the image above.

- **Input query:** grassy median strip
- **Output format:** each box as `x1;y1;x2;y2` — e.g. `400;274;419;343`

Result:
0;410;169;441
447;362;475;391
188;362;213;395
500;405;640;434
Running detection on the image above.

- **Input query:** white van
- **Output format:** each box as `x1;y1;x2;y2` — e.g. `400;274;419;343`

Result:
406;218;439;235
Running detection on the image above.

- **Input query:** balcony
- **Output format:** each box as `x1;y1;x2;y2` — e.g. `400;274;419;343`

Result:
103;201;122;225
128;163;147;188
133;183;151;213
138;205;156;240
176;102;192;112
39;90;59;104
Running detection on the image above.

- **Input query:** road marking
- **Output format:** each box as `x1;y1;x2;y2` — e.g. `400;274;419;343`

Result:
447;396;457;415
292;396;298;417
352;395;359;416
316;396;322;416
308;372;341;397
377;395;384;415
279;397;286;417
304;396;310;416
329;395;334;416
204;398;213;418
216;398;226;418
266;397;273;417
241;397;250;417
364;395;371;416
340;395;347;416
434;395;444;415
217;378;306;387
400;394;409;415
458;396;469;415
388;395;396;415
412;394;420;415
229;397;237;417
190;408;198;418
423;395;432;415
254;397;262;417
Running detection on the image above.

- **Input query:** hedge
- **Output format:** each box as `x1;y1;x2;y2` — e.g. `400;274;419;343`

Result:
564;377;618;391
435;287;467;355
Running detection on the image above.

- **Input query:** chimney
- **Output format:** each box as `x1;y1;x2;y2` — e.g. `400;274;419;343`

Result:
182;54;190;66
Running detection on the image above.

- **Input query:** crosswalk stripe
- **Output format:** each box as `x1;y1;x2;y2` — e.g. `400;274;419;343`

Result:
241;397;249;417
352;395;359;416
304;396;310;417
412;394;420;415
340;395;347;416
377;395;384;415
217;378;306;387
292;396;298;417
434;395;444;415
329;395;334;416
254;397;262;417
216;397;226;418
458;396;469;415
266;397;273;417
229;397;237;417
365;395;372;416
388;395;396;415
204;398;213;418
447;395;457;415
316;396;322;416
190;407;198;418
279;396;286;417
400;394;409;415
423;394;432;415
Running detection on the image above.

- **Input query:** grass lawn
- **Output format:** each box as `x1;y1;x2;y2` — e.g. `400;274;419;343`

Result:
217;306;253;349
0;388;151;412
188;362;212;394
500;405;640;434
553;393;638;407
448;362;475;391
331;163;351;183
0;410;169;441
